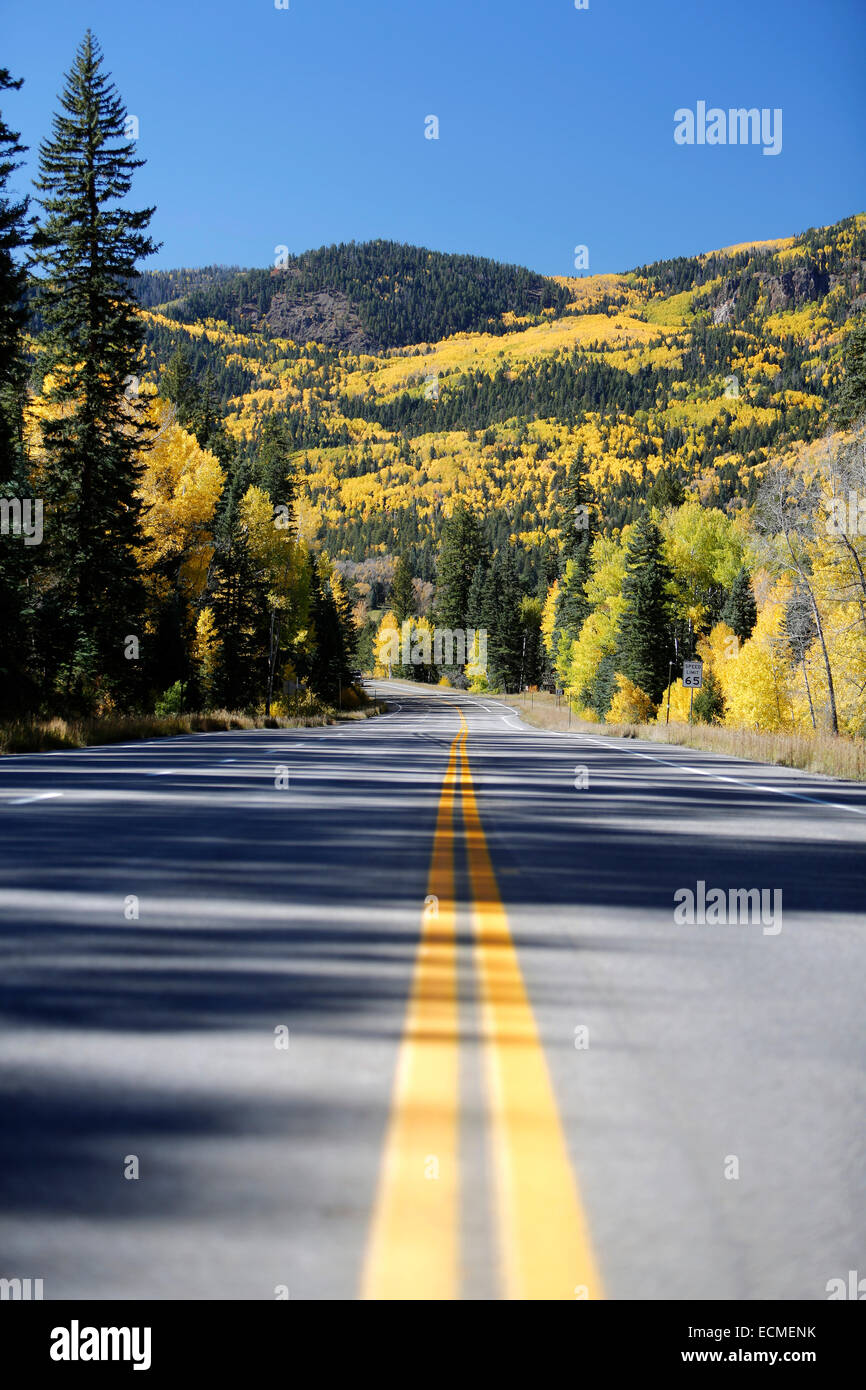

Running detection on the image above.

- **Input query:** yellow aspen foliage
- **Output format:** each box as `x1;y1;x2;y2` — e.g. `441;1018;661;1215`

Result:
135;405;224;599
660;502;744;629
722;590;796;732
656;681;692;722
564;613;612;710
541;580;560;655
239;484;280;565
607;674;656;724
698;621;740;674
238;485;311;657
194;606;219;698
374;610;400;675
561;534;628;700
409;615;435;666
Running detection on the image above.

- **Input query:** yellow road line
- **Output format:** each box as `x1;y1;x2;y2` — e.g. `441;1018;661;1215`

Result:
459;721;603;1301
360;725;463;1300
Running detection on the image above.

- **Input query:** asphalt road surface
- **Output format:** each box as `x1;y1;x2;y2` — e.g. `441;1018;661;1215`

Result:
1;681;864;1300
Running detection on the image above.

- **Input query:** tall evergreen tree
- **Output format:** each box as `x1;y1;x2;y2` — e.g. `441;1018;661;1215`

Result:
162;344;199;425
614;513;674;702
486;547;524;691
390;552;414;625
254;415;296;514
0;68;28;477
32;31;157;710
536;538;560;601
208;492;269;709
721;566;757;644
519;595;544;688
466;558;489;629
0;69;36;714
558;446;593;565
553;453;595;656
435;499;484;629
303;561;351;704
190;364;220;449
647;466;685;512
837;317;866;427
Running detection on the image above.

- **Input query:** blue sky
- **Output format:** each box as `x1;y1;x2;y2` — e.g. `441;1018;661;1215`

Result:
4;0;865;276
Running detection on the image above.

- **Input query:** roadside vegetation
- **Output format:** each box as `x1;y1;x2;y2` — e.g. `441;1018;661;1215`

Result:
0;690;385;756
499;690;866;782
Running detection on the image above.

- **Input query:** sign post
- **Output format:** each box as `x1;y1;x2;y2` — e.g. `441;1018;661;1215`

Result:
682;659;703;724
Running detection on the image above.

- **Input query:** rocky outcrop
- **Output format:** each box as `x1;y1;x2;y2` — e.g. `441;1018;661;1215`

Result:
764;263;829;312
262;288;371;351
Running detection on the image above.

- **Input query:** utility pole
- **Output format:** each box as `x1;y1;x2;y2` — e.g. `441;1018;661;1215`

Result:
666;659;673;725
265;608;278;718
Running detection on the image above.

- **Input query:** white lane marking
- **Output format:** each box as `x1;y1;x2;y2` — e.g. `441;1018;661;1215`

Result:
631;751;866;818
530;725;866;820
7;791;63;806
144;770;172;776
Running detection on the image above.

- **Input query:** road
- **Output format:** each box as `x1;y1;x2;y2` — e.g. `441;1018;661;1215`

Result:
1;680;864;1301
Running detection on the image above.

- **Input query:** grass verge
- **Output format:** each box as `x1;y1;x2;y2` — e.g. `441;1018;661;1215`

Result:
498;692;866;783
0;699;386;756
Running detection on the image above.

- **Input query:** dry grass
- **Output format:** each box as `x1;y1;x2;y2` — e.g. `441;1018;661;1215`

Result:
499;692;866;783
0;699;386;756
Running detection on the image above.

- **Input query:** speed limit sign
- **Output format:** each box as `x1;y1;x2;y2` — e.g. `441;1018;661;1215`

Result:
682;660;703;689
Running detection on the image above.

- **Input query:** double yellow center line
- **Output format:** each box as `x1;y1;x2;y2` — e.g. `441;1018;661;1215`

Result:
362;711;602;1301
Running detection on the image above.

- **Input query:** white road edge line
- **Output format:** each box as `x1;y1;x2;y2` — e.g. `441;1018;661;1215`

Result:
509;717;866;819
7;791;63;806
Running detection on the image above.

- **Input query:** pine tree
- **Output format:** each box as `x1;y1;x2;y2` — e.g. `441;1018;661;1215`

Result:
390;553;414;624
553;452;594;652
32;32;158;710
536;538;559;600
558;447;593;564
435;499;484;629
721;566;757;644
837;317;866;427
486;548;524;691
0;68;28;479
190;364;220;450
208;493;269;710
554;553;592;647
0;69;36;714
162;345;199;425
520;595;543;687
692;667;725;724
614;514;674;702
647;467;685;512
466;559;489;629
303;562;349;704
254;415;295;514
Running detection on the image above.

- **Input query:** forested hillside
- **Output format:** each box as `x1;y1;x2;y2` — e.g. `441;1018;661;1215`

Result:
136;215;866;579
139;241;570;350
127;217;866;738
2;32;865;739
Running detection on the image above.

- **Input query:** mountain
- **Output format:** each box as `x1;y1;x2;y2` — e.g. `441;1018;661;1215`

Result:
137;215;866;583
138;240;570;351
